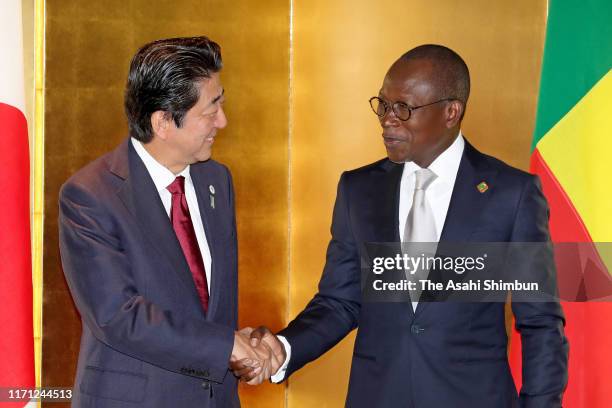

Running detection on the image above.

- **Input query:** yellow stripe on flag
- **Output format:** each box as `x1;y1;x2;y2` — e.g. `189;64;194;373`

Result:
537;70;612;242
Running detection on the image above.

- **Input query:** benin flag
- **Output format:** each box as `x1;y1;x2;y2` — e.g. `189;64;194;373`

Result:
0;0;35;406
509;0;612;406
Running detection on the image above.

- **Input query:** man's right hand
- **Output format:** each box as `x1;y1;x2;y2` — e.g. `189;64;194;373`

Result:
230;328;272;385
230;326;286;385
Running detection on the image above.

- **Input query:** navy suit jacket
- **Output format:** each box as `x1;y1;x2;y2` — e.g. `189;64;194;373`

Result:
279;140;568;408
59;139;240;408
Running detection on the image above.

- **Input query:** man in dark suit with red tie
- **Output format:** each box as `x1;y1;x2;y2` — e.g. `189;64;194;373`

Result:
59;36;272;408
233;44;569;407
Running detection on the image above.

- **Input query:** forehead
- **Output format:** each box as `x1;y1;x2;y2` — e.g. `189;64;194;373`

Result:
194;73;223;103
380;59;437;100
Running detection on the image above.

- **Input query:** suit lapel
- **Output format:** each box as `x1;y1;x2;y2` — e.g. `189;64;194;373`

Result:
368;160;404;244
190;163;223;321
438;141;497;242
112;140;205;316
367;160;415;318
414;140;498;317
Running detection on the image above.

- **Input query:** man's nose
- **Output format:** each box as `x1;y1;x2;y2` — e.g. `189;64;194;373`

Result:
215;106;228;129
380;107;399;127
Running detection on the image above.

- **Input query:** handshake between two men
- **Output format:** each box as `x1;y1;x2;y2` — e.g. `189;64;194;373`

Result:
230;326;286;385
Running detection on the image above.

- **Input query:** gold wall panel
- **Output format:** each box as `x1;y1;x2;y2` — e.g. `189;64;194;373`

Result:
43;1;289;407
43;1;547;407
288;0;547;406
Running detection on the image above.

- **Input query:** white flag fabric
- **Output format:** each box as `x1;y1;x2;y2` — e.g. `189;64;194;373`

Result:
0;0;35;407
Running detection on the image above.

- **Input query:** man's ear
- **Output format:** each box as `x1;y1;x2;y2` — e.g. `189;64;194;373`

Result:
151;111;171;140
445;100;464;128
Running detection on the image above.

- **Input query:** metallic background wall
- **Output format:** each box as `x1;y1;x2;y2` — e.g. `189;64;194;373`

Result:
42;1;546;407
42;1;289;407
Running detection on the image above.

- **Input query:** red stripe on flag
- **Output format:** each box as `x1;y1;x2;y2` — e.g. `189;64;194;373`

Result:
510;148;612;408
561;302;612;408
0;102;34;399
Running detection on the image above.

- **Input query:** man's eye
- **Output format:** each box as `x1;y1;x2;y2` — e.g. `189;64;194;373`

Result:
395;103;410;113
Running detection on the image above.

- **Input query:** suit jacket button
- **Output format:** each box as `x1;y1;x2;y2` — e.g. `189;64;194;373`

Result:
411;324;424;334
202;381;210;389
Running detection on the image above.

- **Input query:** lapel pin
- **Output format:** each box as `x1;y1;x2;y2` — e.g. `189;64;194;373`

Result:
209;185;216;209
476;181;489;193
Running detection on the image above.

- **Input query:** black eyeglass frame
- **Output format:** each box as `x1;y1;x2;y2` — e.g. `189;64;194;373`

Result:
368;96;458;121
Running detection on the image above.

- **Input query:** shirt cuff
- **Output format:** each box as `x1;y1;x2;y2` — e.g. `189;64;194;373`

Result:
270;335;291;383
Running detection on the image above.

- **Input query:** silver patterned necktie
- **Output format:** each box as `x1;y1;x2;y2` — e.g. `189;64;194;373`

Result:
403;168;438;309
404;168;438;242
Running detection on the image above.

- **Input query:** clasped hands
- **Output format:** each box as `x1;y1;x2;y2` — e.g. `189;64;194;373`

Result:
230;326;286;385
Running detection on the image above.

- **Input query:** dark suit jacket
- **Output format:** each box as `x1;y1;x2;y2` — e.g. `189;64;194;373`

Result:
279;140;568;408
59;139;239;408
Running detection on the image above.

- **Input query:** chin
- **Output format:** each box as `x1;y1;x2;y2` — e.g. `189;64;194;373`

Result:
386;150;410;164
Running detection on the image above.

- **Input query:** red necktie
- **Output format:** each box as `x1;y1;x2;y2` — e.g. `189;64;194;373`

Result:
167;176;209;312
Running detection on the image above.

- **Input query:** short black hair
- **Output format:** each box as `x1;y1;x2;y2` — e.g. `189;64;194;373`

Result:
401;44;470;105
124;36;223;143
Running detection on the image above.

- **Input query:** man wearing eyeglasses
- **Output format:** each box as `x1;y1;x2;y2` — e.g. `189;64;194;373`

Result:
233;44;568;407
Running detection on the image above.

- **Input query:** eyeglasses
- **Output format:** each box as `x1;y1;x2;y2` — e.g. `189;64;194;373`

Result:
369;96;456;121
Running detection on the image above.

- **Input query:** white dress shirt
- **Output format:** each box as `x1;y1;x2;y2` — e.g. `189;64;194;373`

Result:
131;138;212;291
400;133;465;310
398;132;464;244
273;132;465;383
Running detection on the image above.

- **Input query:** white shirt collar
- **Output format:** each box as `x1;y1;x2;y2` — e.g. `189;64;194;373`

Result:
131;137;191;192
403;131;465;184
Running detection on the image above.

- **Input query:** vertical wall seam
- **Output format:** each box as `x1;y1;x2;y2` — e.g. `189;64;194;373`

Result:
32;0;46;398
285;0;294;406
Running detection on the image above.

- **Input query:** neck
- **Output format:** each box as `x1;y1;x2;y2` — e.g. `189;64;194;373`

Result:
413;129;459;168
142;140;187;175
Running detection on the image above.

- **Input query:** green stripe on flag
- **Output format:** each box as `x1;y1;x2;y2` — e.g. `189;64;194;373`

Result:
532;0;612;149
